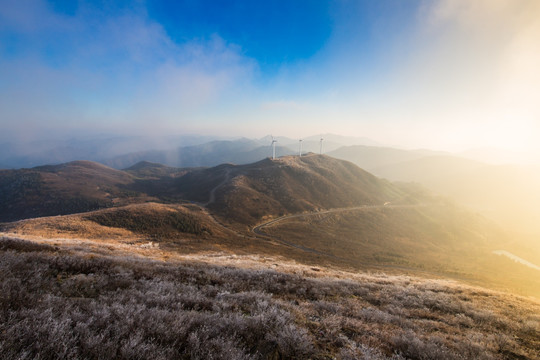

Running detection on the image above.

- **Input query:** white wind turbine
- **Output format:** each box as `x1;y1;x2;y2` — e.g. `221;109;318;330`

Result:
298;139;303;157
271;135;277;160
319;136;324;155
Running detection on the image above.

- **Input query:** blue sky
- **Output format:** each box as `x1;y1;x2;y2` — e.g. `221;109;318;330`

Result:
1;0;540;157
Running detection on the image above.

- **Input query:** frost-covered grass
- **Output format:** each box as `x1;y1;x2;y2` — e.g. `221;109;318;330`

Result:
1;237;538;360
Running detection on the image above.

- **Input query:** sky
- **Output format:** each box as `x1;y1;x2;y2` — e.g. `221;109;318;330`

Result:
1;0;540;160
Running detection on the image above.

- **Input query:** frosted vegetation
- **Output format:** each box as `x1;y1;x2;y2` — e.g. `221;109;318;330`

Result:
1;237;538;360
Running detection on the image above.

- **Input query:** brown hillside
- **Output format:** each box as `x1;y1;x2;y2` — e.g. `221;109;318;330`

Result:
0;161;148;222
0;203;233;251
175;154;407;225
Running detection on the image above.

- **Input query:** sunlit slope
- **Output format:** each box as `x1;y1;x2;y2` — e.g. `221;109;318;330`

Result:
259;203;540;297
175;154;408;224
371;156;540;236
328;145;445;170
0;202;238;252
330;145;540;238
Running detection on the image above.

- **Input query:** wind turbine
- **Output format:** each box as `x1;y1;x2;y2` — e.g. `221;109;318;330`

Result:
319;136;324;155
271;135;277;160
298;139;303;157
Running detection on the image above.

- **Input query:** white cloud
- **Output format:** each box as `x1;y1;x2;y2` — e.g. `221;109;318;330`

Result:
0;0;257;135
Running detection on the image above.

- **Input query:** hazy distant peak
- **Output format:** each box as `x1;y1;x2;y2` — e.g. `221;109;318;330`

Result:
34;160;119;172
125;161;170;171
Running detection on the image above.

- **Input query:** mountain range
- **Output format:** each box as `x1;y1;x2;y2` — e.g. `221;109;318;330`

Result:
1;154;538;298
3;134;540;237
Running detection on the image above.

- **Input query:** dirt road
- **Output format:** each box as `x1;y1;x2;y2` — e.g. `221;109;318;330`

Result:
202;168;231;206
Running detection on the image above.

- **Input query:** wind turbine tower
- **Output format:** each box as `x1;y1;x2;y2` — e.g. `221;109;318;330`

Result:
298;139;303;157
271;136;277;160
319;136;324;155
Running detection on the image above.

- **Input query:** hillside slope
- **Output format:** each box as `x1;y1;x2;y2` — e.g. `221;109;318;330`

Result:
0;161;146;222
0;155;410;224
174;154;407;225
372;156;540;236
330;145;540;237
1;236;539;360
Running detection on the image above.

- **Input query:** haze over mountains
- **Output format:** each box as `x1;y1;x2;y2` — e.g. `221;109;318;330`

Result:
2;153;539;298
3;133;539;237
3;0;540;357
0;133;380;169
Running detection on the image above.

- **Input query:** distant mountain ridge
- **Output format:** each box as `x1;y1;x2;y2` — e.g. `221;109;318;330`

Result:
0;134;222;169
102;139;297;169
0;133;381;169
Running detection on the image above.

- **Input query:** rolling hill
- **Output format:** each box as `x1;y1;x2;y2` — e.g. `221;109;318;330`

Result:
172;154;408;225
0;161;146;222
0;154;407;225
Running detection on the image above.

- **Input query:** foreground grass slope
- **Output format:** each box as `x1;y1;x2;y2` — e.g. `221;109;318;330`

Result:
1;237;538;360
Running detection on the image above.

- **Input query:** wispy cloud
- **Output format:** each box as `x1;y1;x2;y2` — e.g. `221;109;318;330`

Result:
0;0;256;137
1;0;539;156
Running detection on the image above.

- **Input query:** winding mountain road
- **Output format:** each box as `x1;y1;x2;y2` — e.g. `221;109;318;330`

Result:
197;171;429;263
202;169;231;207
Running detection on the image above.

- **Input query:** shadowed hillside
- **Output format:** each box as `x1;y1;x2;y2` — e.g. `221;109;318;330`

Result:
0;156;409;224
0;161;147;222
174;154;408;225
